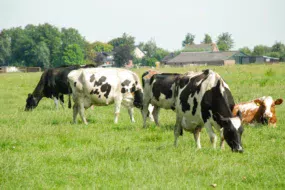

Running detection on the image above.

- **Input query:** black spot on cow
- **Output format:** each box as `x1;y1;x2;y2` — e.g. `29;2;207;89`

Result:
90;74;95;83
94;76;107;87
98;95;101;98
74;82;77;87
135;81;138;85
133;89;143;108
101;83;111;98
121;88;126;93
179;71;210;113
90;89;93;94
94;89;99;95
192;98;198;115
121;79;131;86
200;80;233;123
131;84;136;93
152;74;180;101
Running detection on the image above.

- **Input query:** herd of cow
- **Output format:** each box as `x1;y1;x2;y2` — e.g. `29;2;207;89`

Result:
25;65;283;153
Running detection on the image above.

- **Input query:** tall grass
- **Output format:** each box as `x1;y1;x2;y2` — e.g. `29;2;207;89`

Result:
0;63;285;189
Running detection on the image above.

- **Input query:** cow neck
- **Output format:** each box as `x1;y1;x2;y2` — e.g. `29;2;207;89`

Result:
32;78;45;104
211;80;233;118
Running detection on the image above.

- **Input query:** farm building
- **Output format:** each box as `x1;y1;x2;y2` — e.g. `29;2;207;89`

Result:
134;47;146;59
183;43;219;52
241;56;279;64
166;51;248;66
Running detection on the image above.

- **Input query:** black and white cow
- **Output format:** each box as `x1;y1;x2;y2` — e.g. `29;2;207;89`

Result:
174;69;244;152
68;68;143;124
25;65;96;111
141;70;181;128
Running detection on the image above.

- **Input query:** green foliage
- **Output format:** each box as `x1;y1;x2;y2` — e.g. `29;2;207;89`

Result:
182;33;195;47
0;31;11;66
140;39;157;57
142;57;158;66
31;41;50;68
239;47;252;55
108;33;135;51
62;44;84;65
201;34;212;44
216;32;234;51
92;41;113;53
252;45;271;56
1;64;285;188
113;45;133;67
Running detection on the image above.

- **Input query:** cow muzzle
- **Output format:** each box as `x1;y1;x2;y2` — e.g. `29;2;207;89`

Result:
232;145;243;153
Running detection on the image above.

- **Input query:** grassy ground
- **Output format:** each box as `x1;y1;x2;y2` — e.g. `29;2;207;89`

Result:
1;64;285;189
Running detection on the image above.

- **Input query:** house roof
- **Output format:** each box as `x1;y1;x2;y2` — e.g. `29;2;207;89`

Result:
161;53;176;63
167;51;240;64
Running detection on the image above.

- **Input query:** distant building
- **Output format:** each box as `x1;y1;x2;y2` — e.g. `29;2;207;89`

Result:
241;56;279;64
183;43;219;52
134;47;146;59
96;52;115;67
161;52;176;64
166;51;248;66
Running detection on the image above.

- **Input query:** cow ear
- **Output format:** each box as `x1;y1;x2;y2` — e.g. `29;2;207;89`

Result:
275;99;283;105
237;110;242;120
254;99;263;106
214;113;228;124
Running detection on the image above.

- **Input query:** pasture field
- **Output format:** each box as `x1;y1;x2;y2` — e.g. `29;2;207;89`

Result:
1;64;285;189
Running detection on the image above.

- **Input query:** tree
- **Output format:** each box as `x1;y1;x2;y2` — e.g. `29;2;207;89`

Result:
202;34;212;44
143;39;157;57
142;57;158;67
271;41;285;54
182;33;195;47
113;45;133;67
239;47;252;55
62;44;84;65
61;28;86;53
92;41;113;53
31;41;50;68
216;32;234;51
108;33;135;51
252;45;271;56
0;31;11;66
153;48;169;61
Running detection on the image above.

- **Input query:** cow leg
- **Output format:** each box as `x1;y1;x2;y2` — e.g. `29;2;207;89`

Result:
59;94;64;109
220;129;225;150
153;106;160;126
142;103;150;128
193;126;202;149
114;98;122;124
128;107;135;123
204;122;217;149
148;104;154;122
73;103;79;124
78;101;88;125
53;97;59;109
174;114;183;147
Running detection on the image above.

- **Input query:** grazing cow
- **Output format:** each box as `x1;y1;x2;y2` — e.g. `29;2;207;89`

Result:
25;65;95;111
232;96;283;127
141;70;181;128
68;68;143;124
174;69;244;152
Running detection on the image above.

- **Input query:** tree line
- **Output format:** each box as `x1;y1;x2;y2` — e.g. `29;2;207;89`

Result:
0;23;284;68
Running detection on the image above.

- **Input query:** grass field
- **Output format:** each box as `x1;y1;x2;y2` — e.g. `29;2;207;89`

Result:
1;64;285;189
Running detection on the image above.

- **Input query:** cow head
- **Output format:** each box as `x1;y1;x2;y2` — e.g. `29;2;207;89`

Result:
133;89;143;109
254;97;283;126
25;93;38;111
215;111;244;153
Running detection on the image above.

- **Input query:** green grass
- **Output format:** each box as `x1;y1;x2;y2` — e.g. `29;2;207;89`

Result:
1;63;285;189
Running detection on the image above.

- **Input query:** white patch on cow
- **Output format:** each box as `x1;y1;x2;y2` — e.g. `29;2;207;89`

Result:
237;102;259;112
263;96;274;118
230;117;242;130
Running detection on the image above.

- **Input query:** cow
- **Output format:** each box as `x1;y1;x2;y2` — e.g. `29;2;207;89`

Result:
67;68;143;124
174;69;244;152
25;65;96;111
141;70;181;128
232;96;283;127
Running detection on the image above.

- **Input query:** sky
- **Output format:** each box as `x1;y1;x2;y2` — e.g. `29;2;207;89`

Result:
0;0;284;51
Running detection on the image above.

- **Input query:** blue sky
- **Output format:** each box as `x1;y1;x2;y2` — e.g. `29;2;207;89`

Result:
0;0;284;51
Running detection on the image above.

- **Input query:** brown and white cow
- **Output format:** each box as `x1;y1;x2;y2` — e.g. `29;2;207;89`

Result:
174;70;244;152
141;70;181;128
68;68;143;124
232;96;283;127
